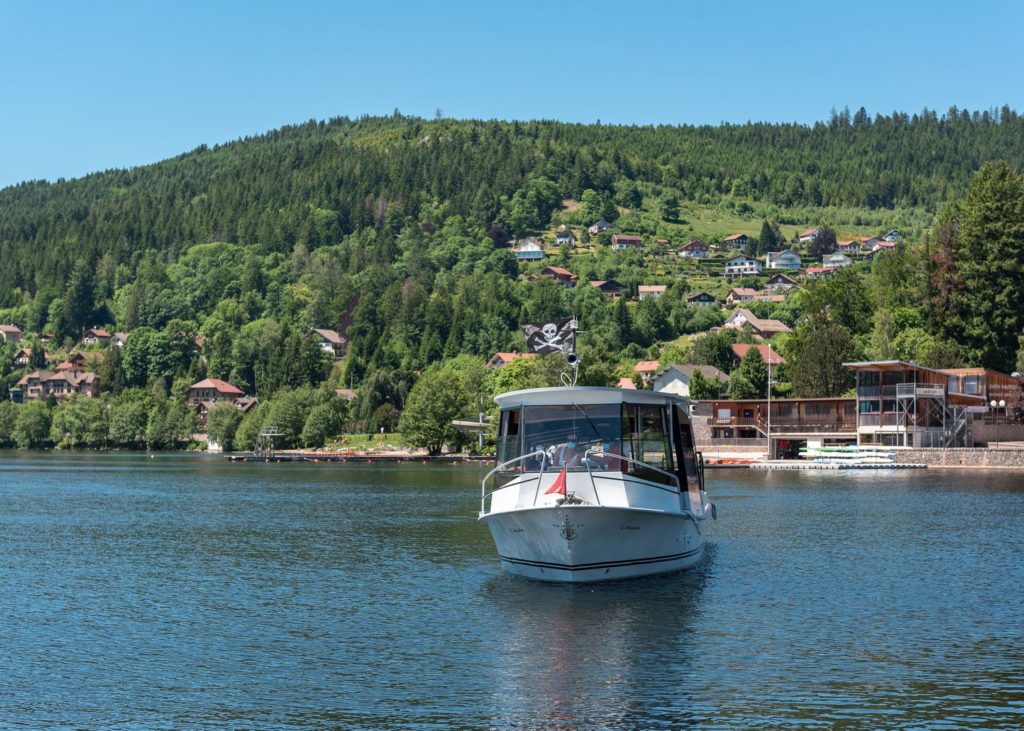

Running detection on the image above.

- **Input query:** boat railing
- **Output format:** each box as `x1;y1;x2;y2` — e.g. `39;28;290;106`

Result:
481;449;683;514
480;450;550;514
582;449;681;496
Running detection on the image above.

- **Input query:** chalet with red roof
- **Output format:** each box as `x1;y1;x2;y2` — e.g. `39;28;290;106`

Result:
611;234;643;251
539;265;578;287
727;287;759;305
678;240;709;259
798;227;822;243
187;378;245;406
486;351;536;369
82;328;112;346
730;343;786;369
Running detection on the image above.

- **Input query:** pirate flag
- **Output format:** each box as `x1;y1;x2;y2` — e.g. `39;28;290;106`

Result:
521;317;576;356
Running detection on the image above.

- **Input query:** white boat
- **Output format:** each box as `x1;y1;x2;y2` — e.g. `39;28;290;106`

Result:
479;386;715;583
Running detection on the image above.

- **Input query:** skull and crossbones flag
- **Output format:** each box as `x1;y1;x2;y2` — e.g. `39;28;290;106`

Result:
521;317;576;356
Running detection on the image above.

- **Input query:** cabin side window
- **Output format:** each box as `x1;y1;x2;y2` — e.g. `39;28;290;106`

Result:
497;408;522;465
622;404;674;485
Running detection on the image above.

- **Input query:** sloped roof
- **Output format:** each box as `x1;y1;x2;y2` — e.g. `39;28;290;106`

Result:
731;343;786;366
188;378;244;395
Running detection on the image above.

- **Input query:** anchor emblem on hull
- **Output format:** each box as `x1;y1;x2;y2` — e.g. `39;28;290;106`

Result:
555;513;582;541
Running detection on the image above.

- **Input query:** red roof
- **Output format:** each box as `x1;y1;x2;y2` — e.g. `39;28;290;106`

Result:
188;378;244;395
731;343;786;366
542;265;578;279
723;233;747;241
618;377;637;390
800;227;821;237
633;360;661;373
85;328;112;338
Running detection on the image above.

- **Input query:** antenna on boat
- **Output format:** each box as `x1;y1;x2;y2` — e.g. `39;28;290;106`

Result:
560;317;581;387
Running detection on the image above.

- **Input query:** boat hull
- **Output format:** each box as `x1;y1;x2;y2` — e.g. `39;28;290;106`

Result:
481;505;705;583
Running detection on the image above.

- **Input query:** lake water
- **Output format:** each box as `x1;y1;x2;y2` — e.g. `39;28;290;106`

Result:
1;453;1023;729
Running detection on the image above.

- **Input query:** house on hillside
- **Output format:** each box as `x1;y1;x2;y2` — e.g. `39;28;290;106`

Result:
764;273;798;292
187;378;255;430
611;234;643;251
0;324;23;344
678;240;710;259
513;239;546;260
730;343;785;370
555;229;577;247
12;348;49;369
111;332;129;348
82;328;111;347
722;309;792;338
588;220;614;236
726;287;759;306
589;280;626;299
686;291;718;308
311;328;346;358
804;266;837;280
723;255;762;277
798;227;821;243
633;360;661;387
16;370;99;402
836;240;861;256
617;377;637;390
723;233;750;249
54;352;92;373
486;351;536;369
765;250;802;270
539;265;578;287
638;285;667;301
882;228;903;242
187;378;245;406
652;364;729;399
823;253;853;268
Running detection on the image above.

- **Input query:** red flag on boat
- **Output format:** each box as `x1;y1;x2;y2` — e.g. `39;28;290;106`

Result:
545;466;567;496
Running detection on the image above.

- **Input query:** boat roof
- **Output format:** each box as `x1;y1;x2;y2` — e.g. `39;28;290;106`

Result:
494;386;687;408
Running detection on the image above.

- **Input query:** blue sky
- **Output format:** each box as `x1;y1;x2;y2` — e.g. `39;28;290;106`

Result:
1;0;1021;189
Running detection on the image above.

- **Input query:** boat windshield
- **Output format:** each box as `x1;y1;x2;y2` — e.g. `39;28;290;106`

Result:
498;403;621;469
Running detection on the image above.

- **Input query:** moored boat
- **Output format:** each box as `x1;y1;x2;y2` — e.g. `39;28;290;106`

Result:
479;386;715;582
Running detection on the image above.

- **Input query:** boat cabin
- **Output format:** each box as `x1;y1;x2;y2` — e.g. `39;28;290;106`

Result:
493;387;702;492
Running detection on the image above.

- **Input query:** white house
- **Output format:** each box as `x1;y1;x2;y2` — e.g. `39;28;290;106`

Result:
765;250;802;270
513;239;546;260
764;273;798;292
798;227;821;243
722;308;792;338
652;365;729;399
678;240;710;259
823;253;853;268
311;328;346;358
723;255;762;277
588;220;614;236
555;229;577;247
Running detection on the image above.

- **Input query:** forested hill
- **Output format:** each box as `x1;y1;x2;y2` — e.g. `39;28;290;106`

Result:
2;108;1024;299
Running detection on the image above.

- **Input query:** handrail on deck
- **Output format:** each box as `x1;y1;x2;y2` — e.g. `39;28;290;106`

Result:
480;450;549;513
480;449;684;515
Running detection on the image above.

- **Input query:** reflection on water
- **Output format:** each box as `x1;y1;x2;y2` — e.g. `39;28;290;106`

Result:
483;564;709;729
1;454;1023;728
